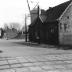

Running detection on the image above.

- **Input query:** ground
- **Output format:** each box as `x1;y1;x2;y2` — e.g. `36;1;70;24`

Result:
0;39;72;72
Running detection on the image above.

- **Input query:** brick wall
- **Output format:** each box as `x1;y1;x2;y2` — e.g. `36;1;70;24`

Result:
59;3;72;45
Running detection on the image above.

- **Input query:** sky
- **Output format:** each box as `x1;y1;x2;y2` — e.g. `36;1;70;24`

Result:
0;0;69;28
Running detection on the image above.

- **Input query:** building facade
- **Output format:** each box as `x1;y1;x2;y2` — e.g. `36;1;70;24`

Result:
59;1;72;45
43;0;71;45
29;0;72;45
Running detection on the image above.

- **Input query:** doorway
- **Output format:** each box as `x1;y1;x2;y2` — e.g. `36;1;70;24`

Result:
47;21;59;45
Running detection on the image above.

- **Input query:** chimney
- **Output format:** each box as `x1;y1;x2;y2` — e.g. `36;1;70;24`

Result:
49;7;52;9
37;5;41;17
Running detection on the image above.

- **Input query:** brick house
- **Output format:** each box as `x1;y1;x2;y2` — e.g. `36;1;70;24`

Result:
28;6;47;43
44;0;71;45
29;0;72;45
59;0;72;45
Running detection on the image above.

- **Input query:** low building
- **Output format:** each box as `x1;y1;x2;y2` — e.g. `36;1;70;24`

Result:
29;0;72;45
44;0;71;45
28;6;47;43
59;0;72;45
4;28;18;39
28;16;43;43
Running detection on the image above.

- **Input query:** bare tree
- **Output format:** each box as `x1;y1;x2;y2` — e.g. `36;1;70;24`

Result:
9;23;21;31
4;23;9;30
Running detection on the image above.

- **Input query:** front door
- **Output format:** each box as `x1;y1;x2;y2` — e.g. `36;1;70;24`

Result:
48;21;59;45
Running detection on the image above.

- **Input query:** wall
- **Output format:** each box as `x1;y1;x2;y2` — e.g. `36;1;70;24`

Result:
59;3;72;45
30;8;47;23
30;9;38;23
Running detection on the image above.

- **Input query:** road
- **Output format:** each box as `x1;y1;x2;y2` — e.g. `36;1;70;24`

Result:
0;39;72;57
0;39;72;72
0;39;67;57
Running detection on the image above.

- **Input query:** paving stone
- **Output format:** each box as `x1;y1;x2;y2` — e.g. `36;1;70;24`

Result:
60;54;72;60
16;57;24;59
29;66;44;72
61;69;72;72
0;54;72;72
10;64;23;68
65;64;72;69
34;56;47;61
64;60;72;63
17;58;29;62
6;57;16;60
8;60;19;64
22;56;32;61
0;69;15;72
44;55;60;60
53;55;66;60
45;54;72;60
54;65;66;69
47;70;61;72
0;61;8;65
23;63;34;67
0;58;6;61
15;67;30;72
33;62;45;66
26;57;38;62
63;54;72;60
41;65;55;70
0;65;10;70
44;62;54;65
53;61;65;65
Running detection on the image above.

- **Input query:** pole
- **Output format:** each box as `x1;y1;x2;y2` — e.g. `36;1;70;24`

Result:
38;6;40;44
27;0;30;14
25;14;27;42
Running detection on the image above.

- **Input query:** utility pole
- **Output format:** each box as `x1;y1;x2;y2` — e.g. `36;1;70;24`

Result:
25;14;27;42
38;5;41;44
27;0;39;23
26;0;39;42
27;0;31;15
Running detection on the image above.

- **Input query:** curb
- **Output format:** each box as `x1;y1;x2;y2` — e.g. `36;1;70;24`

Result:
23;42;56;48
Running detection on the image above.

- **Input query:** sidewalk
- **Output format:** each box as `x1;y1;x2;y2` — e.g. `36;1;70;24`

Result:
4;39;71;50
23;41;72;50
21;41;57;48
0;53;72;72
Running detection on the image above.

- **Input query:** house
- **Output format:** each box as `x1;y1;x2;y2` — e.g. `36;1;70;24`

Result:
29;0;72;45
44;0;71;45
28;16;43;43
30;6;47;23
28;6;47;43
59;0;72;45
4;27;18;39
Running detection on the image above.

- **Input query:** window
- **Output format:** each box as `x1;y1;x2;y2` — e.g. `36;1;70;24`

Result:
60;23;62;30
64;23;67;31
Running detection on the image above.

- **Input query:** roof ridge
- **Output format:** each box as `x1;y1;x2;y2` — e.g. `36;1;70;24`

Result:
59;1;72;20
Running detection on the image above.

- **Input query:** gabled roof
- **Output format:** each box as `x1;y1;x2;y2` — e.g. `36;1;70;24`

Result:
29;16;43;27
45;0;71;22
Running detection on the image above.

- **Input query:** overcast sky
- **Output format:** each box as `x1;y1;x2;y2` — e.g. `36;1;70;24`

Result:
0;0;69;28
